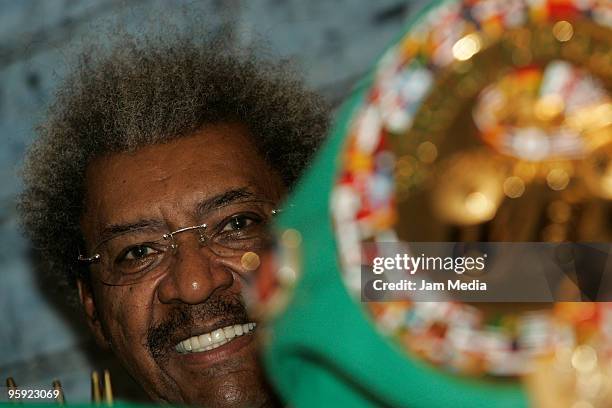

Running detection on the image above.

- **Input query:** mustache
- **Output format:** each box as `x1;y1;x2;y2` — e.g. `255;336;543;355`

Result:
147;294;249;360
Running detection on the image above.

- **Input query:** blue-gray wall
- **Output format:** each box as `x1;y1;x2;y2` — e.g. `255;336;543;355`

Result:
0;0;427;402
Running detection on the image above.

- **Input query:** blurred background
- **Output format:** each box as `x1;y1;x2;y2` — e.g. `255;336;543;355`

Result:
0;0;429;402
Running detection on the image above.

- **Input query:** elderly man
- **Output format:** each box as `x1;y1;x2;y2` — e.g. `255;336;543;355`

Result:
19;34;328;408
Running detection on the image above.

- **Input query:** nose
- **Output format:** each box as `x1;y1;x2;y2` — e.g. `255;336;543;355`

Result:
156;238;235;304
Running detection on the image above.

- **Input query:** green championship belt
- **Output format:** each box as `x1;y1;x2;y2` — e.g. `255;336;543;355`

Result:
252;0;612;407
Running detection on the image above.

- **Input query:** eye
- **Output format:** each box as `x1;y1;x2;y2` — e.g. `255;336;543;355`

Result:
120;245;158;261
222;215;256;232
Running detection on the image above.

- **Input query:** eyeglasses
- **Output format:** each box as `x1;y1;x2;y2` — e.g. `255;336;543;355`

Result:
78;199;281;286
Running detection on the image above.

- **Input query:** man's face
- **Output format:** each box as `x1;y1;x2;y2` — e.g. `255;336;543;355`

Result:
78;124;284;407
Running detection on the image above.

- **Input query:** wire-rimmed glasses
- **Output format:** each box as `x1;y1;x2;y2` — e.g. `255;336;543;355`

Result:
77;199;280;286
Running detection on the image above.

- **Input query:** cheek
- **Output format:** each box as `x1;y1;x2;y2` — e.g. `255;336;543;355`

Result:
99;286;154;347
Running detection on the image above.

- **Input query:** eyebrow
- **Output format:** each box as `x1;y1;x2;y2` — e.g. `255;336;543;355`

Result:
97;219;166;245
96;187;257;245
196;187;256;217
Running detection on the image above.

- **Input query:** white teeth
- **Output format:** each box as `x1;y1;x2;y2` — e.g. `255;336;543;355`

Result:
191;336;201;349
212;329;226;343
175;322;257;354
199;333;212;347
224;326;236;339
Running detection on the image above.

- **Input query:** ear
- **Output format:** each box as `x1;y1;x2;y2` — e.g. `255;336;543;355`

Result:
77;278;111;350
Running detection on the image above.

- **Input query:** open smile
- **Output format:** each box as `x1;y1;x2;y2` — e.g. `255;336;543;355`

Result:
175;322;257;354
